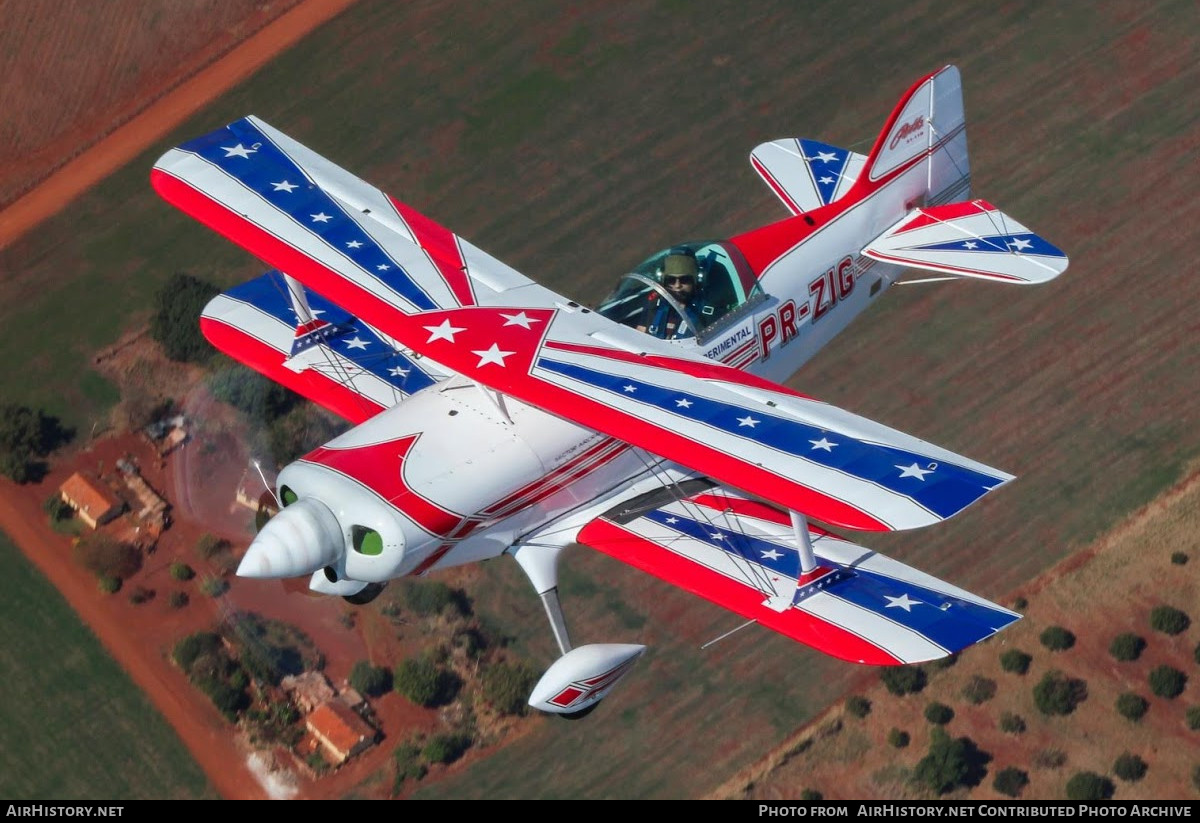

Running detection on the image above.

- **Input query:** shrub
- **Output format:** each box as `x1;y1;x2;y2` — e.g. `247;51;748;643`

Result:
924;702;954;725
887;728;910;748
1033;748;1067;770
97;575;121;594
962;675;997;705
169;562;195;581
195;533;231;561
74;534;141;579
200;576;229;597
127;586;154;605
391;742;427;794
404;581;471;618
1113;753;1148;782
393;657;462;707
1187;706;1200;731
1149;665;1187;699
1012;596;1028;611
846;695;871;718
1150;605;1191;636
880;665;926;696
422;732;471;765
173;632;223;671
151;273;219;363
481;661;538;717
1171;552;1189;565
349;660;392;697
993;766;1029;798
167;590;189;609
911;727;989;795
1116;692;1149;721
1065;771;1114;800
1033;670;1087;716
1040;625;1076;652
43;494;72;522
1000;649;1032;675
799;789;823;801
1109;633;1146;662
999;712;1026;734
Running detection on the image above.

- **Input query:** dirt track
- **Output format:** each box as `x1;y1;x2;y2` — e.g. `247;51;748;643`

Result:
0;0;358;252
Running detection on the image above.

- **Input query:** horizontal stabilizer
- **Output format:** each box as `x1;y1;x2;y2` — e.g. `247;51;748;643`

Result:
577;484;1019;664
862;199;1068;284
750;139;867;215
201;271;448;423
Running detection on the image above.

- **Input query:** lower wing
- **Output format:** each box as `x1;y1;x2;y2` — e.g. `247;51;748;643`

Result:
575;481;1019;664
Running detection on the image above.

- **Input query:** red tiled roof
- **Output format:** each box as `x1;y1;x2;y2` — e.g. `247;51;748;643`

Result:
306;701;374;759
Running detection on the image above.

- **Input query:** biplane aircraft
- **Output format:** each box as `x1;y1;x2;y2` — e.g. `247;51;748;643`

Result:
152;65;1067;716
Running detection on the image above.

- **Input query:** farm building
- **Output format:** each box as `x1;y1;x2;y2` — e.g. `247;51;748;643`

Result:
305;701;378;765
58;471;125;529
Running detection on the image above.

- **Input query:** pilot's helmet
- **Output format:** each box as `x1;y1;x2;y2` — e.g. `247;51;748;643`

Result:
661;251;698;284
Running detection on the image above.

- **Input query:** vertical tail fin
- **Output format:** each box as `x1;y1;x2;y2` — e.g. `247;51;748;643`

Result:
859;65;971;207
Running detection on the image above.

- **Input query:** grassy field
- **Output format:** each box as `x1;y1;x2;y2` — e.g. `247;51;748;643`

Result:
0;533;214;799
0;0;1197;800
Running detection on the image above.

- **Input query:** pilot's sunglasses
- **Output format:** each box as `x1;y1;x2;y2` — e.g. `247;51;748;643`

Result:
664;275;695;286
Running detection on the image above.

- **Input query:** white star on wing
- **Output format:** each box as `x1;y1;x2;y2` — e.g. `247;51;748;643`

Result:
424;320;465;342
1008;237;1033;251
344;336;369;350
963;240;978;249
814;151;838;163
500;311;541;329
472;343;514;367
809;437;837;452
387;366;410;377
884;593;922;612
376;263;390;271
818;176;835;184
737;415;760;428
710;533;724;541
346;240;363;249
623;384;637;393
896;463;934;480
675;398;693;408
271;180;298;192
222;143;257;159
665;516;679;524
310;212;332;223
760;549;783;560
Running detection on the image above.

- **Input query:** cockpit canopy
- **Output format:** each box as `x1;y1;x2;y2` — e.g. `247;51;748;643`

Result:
597;240;764;342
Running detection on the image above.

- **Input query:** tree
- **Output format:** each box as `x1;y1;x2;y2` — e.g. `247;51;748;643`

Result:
1000;649;1032;675
1033;670;1087;716
150;273;219;362
481;661;538;717
1148;665;1187;699
208;363;298;422
404;581;471;618
394;657;461;707
168;590;189;609
1187;706;1200;731
1065;771;1114;800
1040;625;1076;652
880;665;926;696
391;742;427;795
0;404;71;483
422;732;471;765
73;533;141;579
999;712;1026;734
1171;552;1189;565
1113;753;1148;782
962;675;997;705
173;632;223;671
924;702;954;725
43;493;72;522
1109;633;1146;662
349;660;392;697
169;562;195;581
888;728;910;748
1151;605;1191;635
911;727;990;795
1115;692;1149;722
846;695;871;718
993;767;1029;798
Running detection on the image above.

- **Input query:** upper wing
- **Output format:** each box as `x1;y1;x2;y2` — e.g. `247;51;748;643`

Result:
750;138;867;214
202;270;451;423
153;116;1012;532
575;481;1019;664
862;200;1069;284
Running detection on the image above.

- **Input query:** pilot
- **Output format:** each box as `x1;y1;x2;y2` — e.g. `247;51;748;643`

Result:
637;250;702;340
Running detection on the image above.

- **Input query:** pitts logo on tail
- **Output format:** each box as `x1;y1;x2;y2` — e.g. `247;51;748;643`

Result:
889;115;926;150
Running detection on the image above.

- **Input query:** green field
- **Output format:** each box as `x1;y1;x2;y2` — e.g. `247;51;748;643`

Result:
0;533;214;799
1;0;1197;800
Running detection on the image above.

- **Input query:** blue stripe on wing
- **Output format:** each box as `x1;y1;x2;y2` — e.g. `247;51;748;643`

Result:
643;508;1017;652
225;271;438;396
179;119;439;311
538;357;1006;520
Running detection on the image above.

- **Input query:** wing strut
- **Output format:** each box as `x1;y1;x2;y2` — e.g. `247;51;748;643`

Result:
763;510;818;613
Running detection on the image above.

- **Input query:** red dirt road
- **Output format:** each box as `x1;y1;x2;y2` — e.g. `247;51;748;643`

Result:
0;0;358;251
